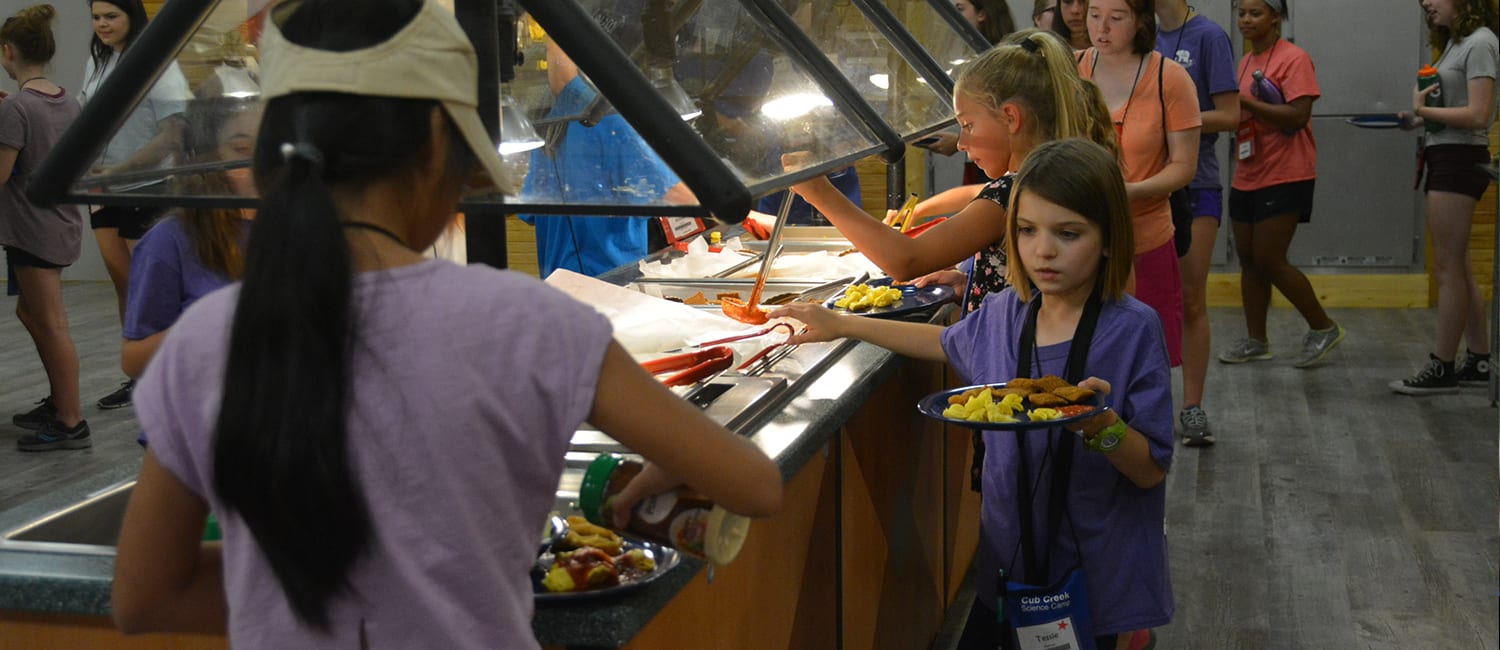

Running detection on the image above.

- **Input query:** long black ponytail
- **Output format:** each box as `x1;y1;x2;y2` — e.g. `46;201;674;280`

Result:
211;0;442;630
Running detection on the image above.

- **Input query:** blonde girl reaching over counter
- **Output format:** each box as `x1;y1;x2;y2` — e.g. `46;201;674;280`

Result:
789;28;1115;314
773;139;1173;648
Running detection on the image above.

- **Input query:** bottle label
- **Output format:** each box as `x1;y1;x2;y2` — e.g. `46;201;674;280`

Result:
668;508;711;557
635;491;678;525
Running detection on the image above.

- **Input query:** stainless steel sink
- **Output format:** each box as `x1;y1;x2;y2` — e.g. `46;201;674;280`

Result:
1;477;586;556
0;480;134;555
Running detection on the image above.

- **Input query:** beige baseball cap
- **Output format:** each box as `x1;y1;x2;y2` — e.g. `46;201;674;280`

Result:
258;0;515;194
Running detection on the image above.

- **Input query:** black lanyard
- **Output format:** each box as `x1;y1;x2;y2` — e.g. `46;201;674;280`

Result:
1237;38;1279;89
1010;282;1104;582
1092;51;1147;142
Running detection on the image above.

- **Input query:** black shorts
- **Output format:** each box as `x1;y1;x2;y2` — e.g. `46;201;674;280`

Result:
4;245;67;297
90;204;165;240
1229;179;1316;224
1424;144;1492;200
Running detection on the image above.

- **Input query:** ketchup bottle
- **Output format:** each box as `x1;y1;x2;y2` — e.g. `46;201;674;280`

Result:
1418;65;1445;133
579;454;751;565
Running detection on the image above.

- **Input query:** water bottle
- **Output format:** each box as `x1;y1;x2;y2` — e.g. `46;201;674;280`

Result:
1250;70;1285;104
1418;65;1445;133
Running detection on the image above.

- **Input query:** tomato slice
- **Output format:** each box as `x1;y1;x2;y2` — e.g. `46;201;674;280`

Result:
1055;404;1095;418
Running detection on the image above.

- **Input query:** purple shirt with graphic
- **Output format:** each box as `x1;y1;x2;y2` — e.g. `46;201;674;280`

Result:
941;289;1175;635
1156;14;1238;190
137;259;613;648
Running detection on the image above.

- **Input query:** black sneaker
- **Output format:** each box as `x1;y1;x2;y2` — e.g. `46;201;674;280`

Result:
97;380;135;410
1455;351;1491;387
1179;405;1215;447
17;419;91;451
1388;354;1460;395
12;397;57;431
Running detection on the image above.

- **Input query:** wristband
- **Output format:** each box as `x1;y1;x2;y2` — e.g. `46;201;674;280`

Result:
1084;418;1127;453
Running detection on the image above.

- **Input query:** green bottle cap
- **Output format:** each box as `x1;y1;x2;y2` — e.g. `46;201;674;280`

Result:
578;453;623;526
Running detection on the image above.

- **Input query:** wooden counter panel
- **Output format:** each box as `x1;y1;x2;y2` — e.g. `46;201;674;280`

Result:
941;363;982;604
619;449;838;650
840;359;947;650
0;611;225;650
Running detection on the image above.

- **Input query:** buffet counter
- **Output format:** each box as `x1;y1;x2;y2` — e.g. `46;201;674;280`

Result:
0;244;980;649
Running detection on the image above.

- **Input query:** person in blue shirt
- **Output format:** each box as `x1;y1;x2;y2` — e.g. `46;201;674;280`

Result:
1154;0;1239;447
518;43;692;277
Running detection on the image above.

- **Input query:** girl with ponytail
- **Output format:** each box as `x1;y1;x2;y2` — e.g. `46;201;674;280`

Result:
788;28;1115;313
112;0;781;644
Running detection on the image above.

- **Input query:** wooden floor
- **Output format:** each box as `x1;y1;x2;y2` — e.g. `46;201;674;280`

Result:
1;282;1497;648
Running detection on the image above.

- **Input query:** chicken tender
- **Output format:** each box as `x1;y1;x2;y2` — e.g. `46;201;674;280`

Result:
1050;385;1096;404
1033;375;1069;392
1026;392;1068;407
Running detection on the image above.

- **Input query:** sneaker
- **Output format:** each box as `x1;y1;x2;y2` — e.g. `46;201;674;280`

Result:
1294;323;1345;368
17;419;91;451
1218;338;1272;363
1179;405;1214;447
1455;351;1491;387
12;397;57;431
97;379;135;410
1388;354;1460;395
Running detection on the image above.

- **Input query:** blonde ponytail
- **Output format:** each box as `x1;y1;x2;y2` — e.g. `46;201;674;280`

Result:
954;28;1116;156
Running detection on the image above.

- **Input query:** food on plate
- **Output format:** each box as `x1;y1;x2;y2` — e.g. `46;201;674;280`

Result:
941;387;1025;422
616;548;657;578
538;518;664;594
558;515;624;555
541;546;618;593
1028;408;1062;421
1055;404;1095;418
935;376;1099;423
1033;375;1070;392
1027;392;1068;407
1005;377;1039;392
683;291;709;305
833;283;903;311
1051;385;1096;403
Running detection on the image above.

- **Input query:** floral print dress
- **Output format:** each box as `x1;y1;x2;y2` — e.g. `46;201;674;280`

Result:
962;173;1015;314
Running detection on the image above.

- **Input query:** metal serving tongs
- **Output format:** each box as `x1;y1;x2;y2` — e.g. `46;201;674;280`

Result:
721;192;793;324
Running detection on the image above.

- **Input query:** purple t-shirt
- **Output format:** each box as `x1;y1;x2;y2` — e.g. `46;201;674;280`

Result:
123;216;245;341
136;259;613;648
1156;14;1238;190
0;88;85;264
941;289;1175;635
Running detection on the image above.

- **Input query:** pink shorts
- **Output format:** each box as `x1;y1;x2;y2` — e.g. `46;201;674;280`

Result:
1133;241;1183;367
